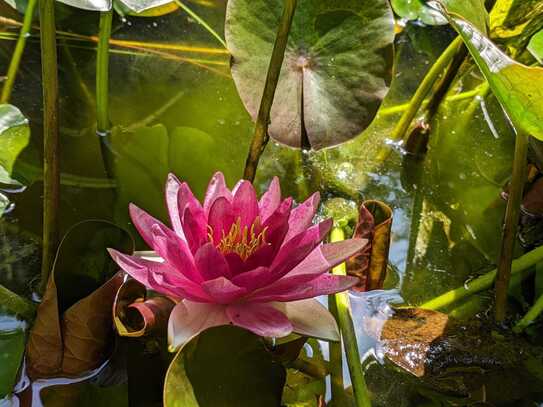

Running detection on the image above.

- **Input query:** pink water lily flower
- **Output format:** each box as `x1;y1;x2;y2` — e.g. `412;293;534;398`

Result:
109;172;366;351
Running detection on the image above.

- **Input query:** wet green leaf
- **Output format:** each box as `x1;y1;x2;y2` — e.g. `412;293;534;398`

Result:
528;29;543;63
26;220;133;379
392;0;448;25
225;0;395;149
0;104;30;186
164;326;286;407
0;316;25;398
433;1;543;140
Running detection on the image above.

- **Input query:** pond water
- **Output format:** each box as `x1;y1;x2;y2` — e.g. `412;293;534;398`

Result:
1;0;542;405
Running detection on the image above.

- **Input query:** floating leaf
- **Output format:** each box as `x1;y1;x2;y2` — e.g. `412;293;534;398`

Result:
164;326;286;407
347;200;393;291
225;0;395;149
431;1;543;140
0;316;26;398
113;278;175;337
0;104;30;186
26;220;133;379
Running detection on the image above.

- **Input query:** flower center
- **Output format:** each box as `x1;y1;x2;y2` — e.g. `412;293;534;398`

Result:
208;217;268;261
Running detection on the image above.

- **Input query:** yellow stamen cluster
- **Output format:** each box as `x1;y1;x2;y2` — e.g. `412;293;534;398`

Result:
208;217;268;260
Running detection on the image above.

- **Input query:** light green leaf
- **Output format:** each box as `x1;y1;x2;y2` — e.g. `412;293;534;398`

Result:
528;29;543;63
225;0;395;149
432;1;543;140
0;104;30;186
164;326;286;407
0;316;26;399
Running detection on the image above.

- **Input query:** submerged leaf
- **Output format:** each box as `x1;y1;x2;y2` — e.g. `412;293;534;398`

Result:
26;221;133;379
391;0;448;25
347;200;393;291
164;326;286;407
0;104;30;186
113;279;175;337
432;1;543;140
225;0;395;149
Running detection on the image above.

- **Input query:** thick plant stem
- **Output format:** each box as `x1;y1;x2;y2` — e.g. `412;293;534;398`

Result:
328;295;346;404
0;0;39;103
514;293;543;332
96;10;112;133
495;130;529;322
39;0;60;295
243;0;297;182
421;244;543;311
0;284;36;321
96;10;114;178
331;227;371;407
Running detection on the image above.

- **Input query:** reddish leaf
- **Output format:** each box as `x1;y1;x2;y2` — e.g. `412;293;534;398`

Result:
347;200;392;291
113;278;175;338
26;221;133;380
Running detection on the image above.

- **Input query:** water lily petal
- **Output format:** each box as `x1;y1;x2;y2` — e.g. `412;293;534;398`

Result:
204;172;232;216
151;224;202;283
279;238;368;284
248;274;358;302
129;203;168;249
269;218;333;280
224;252;247;275
232;180;259;229
225;302;292;338
207;197;234;244
284;192;320;243
201;277;247;303
165;174;185;240
168;301;229;352
273;299;340;341
231;266;270;291
243;197;292;270
259;177;281;222
182;203;208;254
194;242;231;280
108;249;211;301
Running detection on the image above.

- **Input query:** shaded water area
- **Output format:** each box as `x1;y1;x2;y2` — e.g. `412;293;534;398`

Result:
1;0;543;405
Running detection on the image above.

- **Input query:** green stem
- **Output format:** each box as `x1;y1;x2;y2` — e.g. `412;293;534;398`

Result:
421;244;543;311
96;10;115;179
495;130;529;322
388;36;463;144
331;227;371;407
96;10;112;134
0;284;36;321
328;294;346;404
39;0;60;295
514;292;543;332
243;0;297;182
173;0;226;48
0;0;39;103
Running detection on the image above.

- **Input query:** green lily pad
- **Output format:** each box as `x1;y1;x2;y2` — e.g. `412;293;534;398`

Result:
0;316;25;399
0;104;30;186
432;1;543;140
164;326;286;407
225;0;395;149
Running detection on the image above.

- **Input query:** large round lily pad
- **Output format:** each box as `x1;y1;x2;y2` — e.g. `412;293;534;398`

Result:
225;0;395;150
